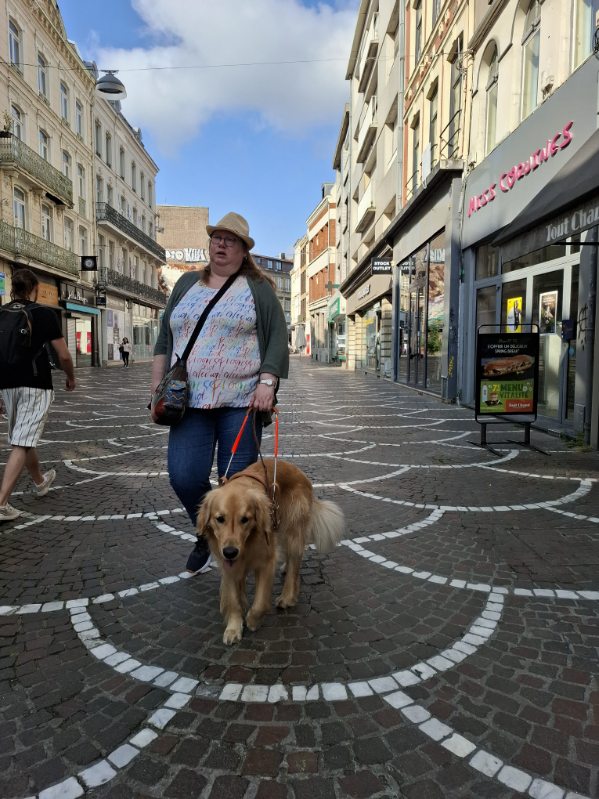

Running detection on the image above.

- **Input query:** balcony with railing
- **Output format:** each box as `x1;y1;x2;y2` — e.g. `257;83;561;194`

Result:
404;111;462;204
356;183;375;233
0;134;73;207
356;102;377;163
0;220;79;275
357;12;378;93
96;202;166;262
97;266;167;307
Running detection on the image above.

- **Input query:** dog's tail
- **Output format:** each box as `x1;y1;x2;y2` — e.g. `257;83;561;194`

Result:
310;498;345;553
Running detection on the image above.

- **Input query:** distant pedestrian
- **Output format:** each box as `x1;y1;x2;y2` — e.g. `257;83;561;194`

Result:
121;338;131;367
0;269;76;521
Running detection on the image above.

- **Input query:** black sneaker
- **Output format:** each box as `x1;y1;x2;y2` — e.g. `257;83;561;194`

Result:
186;539;212;575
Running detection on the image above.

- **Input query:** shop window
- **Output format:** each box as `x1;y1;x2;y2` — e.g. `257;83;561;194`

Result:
476;245;499;279
476;286;497;329
503;243;566;273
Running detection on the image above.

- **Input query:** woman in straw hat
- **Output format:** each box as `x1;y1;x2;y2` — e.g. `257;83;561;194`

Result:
151;212;289;574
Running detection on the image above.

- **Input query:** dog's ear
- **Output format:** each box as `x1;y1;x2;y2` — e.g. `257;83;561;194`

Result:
253;492;273;547
196;492;213;537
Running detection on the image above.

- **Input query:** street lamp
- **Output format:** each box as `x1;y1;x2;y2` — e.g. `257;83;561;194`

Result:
95;70;127;100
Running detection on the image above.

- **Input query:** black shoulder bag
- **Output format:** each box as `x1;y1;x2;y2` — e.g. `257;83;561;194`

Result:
150;274;237;426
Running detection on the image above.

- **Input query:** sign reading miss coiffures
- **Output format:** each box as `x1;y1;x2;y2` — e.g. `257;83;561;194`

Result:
476;332;539;416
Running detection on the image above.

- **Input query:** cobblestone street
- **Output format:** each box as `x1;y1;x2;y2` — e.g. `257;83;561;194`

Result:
1;357;598;799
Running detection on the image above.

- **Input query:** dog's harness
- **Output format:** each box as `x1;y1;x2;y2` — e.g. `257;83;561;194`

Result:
221;408;280;532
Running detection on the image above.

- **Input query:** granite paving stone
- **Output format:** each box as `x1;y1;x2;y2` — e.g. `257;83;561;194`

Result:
0;360;598;798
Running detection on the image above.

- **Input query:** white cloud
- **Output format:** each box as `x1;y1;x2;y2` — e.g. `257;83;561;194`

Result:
92;0;358;154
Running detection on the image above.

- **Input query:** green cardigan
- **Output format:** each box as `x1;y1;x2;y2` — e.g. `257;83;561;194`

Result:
154;271;289;380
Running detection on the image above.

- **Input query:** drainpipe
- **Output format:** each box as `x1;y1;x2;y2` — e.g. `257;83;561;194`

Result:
392;0;406;382
583;226;597;445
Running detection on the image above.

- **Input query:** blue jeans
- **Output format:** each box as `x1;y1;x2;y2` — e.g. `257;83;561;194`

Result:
167;407;262;526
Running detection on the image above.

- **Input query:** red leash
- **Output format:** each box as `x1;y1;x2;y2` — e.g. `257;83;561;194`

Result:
222;407;279;480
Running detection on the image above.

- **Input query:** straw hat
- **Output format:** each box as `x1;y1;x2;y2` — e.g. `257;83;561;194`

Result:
206;212;254;250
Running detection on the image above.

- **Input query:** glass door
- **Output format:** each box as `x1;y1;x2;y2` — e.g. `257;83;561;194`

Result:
408;288;425;386
532;270;565;420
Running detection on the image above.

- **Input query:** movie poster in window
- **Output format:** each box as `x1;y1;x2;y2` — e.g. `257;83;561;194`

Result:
506;297;523;333
539;290;558;334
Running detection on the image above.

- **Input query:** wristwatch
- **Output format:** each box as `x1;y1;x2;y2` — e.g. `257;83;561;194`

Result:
259;378;275;387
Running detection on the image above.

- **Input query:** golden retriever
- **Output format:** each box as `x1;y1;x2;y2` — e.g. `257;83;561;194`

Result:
197;458;345;645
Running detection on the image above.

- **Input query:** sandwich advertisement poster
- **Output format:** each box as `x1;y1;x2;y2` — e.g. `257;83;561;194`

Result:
476;332;539;415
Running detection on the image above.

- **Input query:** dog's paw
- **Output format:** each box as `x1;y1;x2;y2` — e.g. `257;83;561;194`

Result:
223;626;242;645
245;609;264;631
275;593;297;609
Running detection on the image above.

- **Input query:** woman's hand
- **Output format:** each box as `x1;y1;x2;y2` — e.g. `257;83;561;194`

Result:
251;383;276;412
250;373;277;412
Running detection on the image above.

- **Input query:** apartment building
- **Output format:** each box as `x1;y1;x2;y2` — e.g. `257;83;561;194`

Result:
0;0;98;364
0;0;165;366
253;252;292;335
93;84;165;364
290;234;309;354
157;204;209;292
460;0;599;444
302;183;337;363
337;0;469;388
332;104;350;364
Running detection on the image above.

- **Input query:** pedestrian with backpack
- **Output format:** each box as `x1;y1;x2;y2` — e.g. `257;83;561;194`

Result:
0;269;75;521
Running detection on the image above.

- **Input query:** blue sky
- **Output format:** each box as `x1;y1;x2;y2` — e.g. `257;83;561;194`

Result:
57;0;359;257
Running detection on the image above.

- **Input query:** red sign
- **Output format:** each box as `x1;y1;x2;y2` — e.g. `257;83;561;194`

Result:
467;121;573;217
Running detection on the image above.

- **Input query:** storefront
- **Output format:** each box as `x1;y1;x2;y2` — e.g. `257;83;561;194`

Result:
59;284;100;368
342;257;393;375
388;166;462;398
103;295;128;364
397;231;447;394
327;293;346;362
132;301;160;362
460;56;599;443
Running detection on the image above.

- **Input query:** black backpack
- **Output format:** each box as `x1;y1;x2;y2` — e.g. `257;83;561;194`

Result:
0;301;35;368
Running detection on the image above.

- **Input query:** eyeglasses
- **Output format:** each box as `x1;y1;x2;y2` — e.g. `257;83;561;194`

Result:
211;234;240;248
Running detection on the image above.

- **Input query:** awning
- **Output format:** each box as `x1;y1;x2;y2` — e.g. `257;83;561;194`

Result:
493;129;599;246
328;296;341;323
63;301;100;316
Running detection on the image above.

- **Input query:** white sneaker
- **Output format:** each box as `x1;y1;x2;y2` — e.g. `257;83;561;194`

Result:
0;503;21;521
33;469;56;498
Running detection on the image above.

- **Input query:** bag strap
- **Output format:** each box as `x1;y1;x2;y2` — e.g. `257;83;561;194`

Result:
178;273;237;363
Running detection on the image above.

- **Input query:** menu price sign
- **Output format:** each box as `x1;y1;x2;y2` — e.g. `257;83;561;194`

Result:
476;332;539;416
